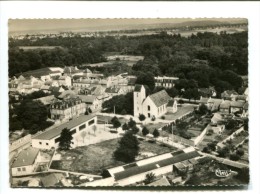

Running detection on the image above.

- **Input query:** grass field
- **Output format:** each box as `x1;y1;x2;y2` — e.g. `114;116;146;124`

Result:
50;138;177;175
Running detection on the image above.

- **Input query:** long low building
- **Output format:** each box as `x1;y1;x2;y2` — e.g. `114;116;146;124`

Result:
32;114;97;149
105;147;201;186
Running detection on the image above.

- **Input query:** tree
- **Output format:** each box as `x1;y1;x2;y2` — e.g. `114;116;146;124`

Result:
144;172;156;184
176;121;189;131
59;128;73;150
132;125;140;134
226;119;239;130
15;99;52;134
236;148;245;156
236;167;249;184
207;142;217;151
113;118;121;131
135;72;155;91
122;123;129;131
198;103;208;115
217;146;230;158
114;131;140;163
153;129;160;138
142;127;149;136
229;153;240;161
128;118;136;129
138;114;146;123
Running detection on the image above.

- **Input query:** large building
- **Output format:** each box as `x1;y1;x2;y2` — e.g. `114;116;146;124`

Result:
50;97;86;121
134;85;171;119
155;76;179;88
32;114;97;149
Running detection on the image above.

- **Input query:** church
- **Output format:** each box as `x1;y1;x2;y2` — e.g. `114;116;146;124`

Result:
133;85;177;119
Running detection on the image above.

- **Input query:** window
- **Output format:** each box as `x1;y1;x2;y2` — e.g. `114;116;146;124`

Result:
70;128;76;135
79;124;86;131
17;168;21;172
88;119;95;126
147;105;150;111
22;167;26;171
46;143;49;146
55;137;61;143
148;113;150;118
39;142;42;145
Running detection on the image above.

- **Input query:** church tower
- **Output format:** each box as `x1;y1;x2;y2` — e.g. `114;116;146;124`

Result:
134;85;146;117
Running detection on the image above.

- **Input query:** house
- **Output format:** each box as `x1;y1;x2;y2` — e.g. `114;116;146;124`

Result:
63;66;83;76
221;90;238;100
230;101;245;113
207;98;223;111
105;86;124;97
154;76;179;88
134;85;171;119
57;90;77;100
235;95;248;102
11;147;41;176
211;113;223;125
15;67;63;81
32;114;97;149
242;102;249;118
53;75;72;87
78;95;101;110
49;86;65;97
106;147;200;186
50;97;86;121
167;99;178;113
198;87;216;98
219;100;231;113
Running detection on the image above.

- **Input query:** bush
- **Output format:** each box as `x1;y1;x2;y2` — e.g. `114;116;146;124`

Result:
202;147;211;153
229;153;240;161
147;139;156;143
236;148;245;156
151;116;156;121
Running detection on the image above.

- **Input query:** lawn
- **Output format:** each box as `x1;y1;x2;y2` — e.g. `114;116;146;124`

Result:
50;138;177;175
97;115;129;124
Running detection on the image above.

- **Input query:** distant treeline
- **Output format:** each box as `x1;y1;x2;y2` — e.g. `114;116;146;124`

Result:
9;31;248;82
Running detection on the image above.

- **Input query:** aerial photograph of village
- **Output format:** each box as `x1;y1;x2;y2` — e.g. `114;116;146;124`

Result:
8;18;249;188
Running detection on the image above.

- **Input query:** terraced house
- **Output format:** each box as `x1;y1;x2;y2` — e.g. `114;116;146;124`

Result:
50;97;86;121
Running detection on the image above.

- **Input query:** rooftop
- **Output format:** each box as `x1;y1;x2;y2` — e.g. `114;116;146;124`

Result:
12;147;40;168
147;177;171;186
149;90;171;107
230;101;245;108
33;114;96;140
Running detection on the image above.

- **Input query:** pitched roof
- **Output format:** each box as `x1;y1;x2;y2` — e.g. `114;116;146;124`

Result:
16;68;61;78
128;77;137;86
230;101;245;108
58;90;77;99
211;113;223;123
167;99;176;107
12;147;40;168
105;87;121;94
220;100;231;109
34;95;56;105
113;151;200;181
243;102;249;110
33;114;96;140
149;90;171;107
236;95;247;101
78;95;96;104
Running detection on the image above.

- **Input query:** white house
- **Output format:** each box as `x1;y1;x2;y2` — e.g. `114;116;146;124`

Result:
32;114;97;149
11;147;41;176
134;85;171;119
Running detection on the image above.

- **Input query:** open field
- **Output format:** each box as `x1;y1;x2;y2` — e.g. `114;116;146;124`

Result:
50;138;177;175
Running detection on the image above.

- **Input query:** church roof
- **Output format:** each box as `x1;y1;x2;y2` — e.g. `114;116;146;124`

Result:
149;90;171;107
134;84;143;92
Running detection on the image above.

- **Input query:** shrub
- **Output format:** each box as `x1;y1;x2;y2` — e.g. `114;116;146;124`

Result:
148;139;156;143
236;148;245;156
229;153;241;161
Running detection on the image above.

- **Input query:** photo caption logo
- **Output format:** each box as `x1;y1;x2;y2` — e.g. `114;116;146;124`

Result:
215;168;232;178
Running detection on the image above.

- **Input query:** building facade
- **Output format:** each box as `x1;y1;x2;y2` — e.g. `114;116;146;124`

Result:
32;115;97;149
155;76;179;88
50;98;86;121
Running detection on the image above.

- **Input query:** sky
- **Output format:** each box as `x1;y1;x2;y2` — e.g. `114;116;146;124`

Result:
9;18;247;34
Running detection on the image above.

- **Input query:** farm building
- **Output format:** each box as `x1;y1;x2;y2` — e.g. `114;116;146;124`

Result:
32;114;97;149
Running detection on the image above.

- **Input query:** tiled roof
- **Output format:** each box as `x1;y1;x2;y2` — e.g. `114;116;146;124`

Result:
105;87;121;94
211;113;223;123
167;99;176;107
33;114;96;140
34;95;56;105
78;95;96;104
12;147;39;168
16;68;61;78
58;90;77;99
149;90;171;107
